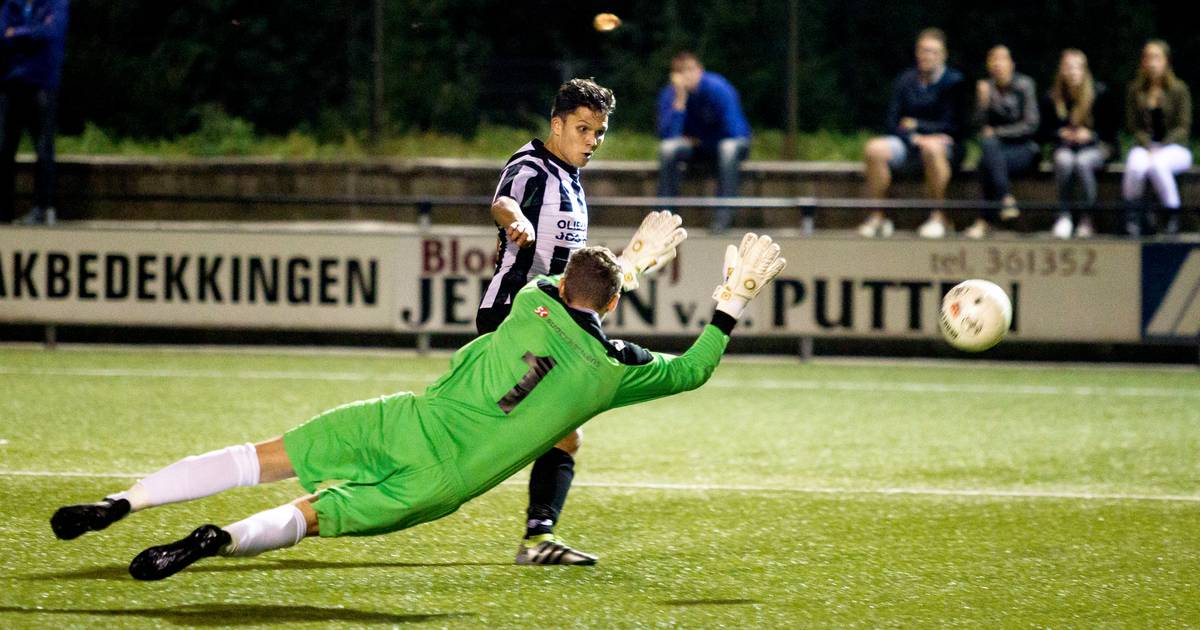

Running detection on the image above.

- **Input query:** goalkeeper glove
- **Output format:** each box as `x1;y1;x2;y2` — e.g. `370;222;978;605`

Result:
616;211;688;292
712;233;787;319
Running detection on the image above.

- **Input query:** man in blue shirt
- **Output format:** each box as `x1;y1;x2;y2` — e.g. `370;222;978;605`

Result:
656;51;751;233
859;28;966;239
0;0;68;225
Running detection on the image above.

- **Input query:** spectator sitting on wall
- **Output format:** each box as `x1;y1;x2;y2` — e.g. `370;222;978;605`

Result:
859;28;966;239
1041;49;1118;239
656;51;751;234
0;0;68;225
1122;39;1192;237
965;45;1040;239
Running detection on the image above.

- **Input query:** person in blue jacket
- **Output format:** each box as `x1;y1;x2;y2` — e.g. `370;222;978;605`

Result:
0;0;68;224
656;51;751;233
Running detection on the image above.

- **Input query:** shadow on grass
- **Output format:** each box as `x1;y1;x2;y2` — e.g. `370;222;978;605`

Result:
662;598;760;606
0;604;472;626
26;558;512;581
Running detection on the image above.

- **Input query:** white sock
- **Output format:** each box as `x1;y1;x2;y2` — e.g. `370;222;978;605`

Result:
107;443;260;511
219;504;308;557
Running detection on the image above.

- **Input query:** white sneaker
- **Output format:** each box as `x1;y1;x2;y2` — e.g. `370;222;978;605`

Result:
1051;215;1073;239
963;220;990;239
999;196;1021;221
854;214;892;237
1074;218;1095;239
917;216;950;239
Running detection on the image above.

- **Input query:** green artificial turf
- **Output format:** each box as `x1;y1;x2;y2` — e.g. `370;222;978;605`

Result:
1;347;1197;627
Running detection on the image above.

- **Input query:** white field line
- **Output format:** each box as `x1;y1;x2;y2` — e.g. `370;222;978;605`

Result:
0;366;434;382
3;342;1195;373
0;342;455;360
1;365;1196;399
569;480;1200;503
722;378;1200;399
0;468;1197;503
0;470;142;479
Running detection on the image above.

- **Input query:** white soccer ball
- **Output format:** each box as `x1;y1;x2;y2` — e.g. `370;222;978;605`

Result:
938;279;1012;352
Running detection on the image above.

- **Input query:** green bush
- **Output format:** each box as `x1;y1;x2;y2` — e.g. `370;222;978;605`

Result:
177;106;259;157
78;121;1199;164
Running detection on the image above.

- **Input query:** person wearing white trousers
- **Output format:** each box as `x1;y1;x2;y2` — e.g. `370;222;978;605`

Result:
1122;40;1193;236
1122;144;1192;231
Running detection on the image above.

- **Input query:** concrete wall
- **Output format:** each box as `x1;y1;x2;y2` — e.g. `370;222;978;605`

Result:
17;156;1200;233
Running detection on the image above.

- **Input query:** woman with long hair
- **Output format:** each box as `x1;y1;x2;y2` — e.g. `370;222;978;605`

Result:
1043;49;1117;238
1122;40;1192;236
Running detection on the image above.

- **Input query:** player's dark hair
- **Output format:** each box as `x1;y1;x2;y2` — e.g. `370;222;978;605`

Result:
551;78;616;120
562;247;622;310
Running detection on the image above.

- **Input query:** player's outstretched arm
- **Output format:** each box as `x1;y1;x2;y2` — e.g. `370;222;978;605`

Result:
611;233;786;408
491;196;536;248
615;211;688;292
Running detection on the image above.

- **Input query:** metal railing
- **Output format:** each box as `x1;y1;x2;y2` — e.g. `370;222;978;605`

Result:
46;191;1198;236
50;190;1191;212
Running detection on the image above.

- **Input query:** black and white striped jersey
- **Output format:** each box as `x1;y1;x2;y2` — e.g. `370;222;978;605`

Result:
480;139;589;311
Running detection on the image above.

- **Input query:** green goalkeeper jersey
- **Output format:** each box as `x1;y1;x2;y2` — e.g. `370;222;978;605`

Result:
421;275;733;502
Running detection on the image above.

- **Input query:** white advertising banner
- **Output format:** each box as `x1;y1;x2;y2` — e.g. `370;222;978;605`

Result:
1;225;1154;343
400;229;1143;342
0;225;401;330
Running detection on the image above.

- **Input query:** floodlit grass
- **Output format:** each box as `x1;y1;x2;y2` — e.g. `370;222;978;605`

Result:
1;347;1198;627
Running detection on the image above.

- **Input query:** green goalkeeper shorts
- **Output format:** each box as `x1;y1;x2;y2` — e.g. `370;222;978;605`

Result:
282;392;464;537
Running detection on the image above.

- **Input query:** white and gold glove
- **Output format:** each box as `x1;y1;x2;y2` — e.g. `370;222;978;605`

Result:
712;233;787;318
616;211;688;292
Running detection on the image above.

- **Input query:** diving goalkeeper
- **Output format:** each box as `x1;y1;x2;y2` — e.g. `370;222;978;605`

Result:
49;234;786;581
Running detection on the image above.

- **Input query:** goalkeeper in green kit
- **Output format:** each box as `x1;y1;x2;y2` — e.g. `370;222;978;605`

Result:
49;226;786;581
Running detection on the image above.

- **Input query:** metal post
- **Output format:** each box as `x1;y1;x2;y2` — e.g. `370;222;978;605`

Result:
44;324;57;350
798;336;813;362
417;201;433;232
797;197;815;235
369;0;384;146
346;9;356;120
415;199;433;355
782;0;799;160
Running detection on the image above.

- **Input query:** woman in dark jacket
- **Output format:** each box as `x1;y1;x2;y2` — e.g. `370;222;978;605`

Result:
966;45;1040;239
1121;39;1192;236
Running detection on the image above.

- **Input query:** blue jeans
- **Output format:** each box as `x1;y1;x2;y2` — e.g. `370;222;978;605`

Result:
0;84;58;222
657;137;750;230
977;137;1038;221
1052;144;1108;217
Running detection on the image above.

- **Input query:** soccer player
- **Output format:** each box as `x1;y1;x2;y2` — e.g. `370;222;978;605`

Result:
482;77;680;565
49;234;786;581
479;78;616;332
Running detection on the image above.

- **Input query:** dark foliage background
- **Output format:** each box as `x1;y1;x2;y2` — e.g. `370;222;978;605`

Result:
57;1;1198;139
